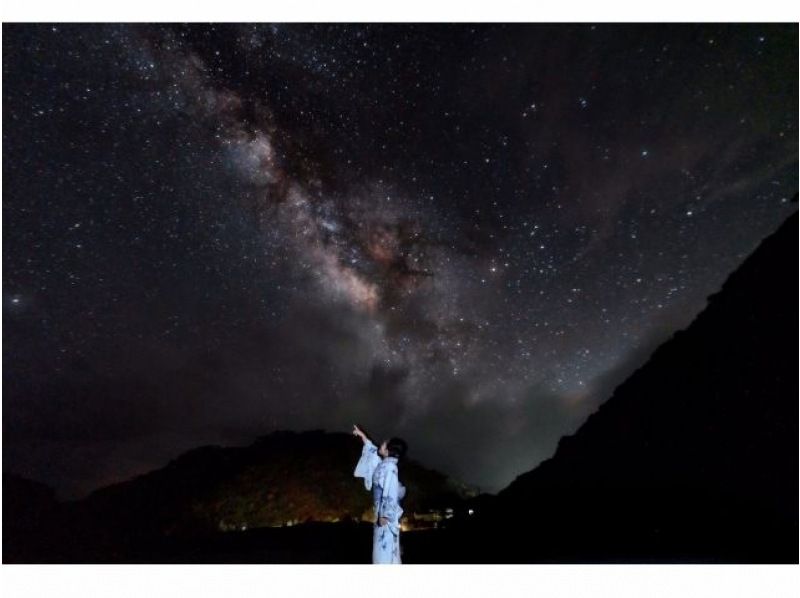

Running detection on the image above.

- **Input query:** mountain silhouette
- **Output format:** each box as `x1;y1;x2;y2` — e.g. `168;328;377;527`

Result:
3;430;472;562
465;210;798;563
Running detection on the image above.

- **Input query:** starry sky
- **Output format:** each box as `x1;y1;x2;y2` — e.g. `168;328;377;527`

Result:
3;23;797;498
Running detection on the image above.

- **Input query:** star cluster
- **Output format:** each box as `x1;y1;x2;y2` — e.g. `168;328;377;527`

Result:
3;23;796;496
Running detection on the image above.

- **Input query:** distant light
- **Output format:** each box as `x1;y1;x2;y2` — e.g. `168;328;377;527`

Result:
468;509;474;515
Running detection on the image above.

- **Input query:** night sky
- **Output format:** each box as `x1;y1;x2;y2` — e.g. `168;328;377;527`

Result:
3;23;797;498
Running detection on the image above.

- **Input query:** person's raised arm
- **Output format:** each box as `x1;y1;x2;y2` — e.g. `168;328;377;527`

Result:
352;424;373;446
353;424;380;489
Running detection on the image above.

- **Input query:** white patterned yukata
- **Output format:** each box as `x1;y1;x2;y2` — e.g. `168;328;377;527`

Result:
354;439;406;564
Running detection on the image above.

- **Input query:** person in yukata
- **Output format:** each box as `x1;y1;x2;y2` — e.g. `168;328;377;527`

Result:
352;424;408;564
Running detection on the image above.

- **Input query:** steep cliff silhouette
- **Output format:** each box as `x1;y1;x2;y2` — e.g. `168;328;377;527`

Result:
468;210;798;563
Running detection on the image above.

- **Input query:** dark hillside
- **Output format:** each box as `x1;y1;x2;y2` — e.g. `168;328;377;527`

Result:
482;211;798;563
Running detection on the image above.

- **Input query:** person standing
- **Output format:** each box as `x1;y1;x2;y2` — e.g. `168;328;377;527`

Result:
352;424;407;564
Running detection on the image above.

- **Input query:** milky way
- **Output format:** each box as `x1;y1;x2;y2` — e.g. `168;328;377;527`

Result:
3;23;797;497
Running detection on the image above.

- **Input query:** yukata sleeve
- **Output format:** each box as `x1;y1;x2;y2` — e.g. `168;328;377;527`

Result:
378;464;404;535
353;439;381;490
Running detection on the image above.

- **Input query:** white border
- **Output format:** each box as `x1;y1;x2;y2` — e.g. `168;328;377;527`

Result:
1;0;799;23
1;564;800;597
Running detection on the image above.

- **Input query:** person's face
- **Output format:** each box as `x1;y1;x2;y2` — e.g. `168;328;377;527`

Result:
379;440;389;458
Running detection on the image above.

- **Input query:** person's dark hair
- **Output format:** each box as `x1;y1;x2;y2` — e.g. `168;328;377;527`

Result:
386;437;408;460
